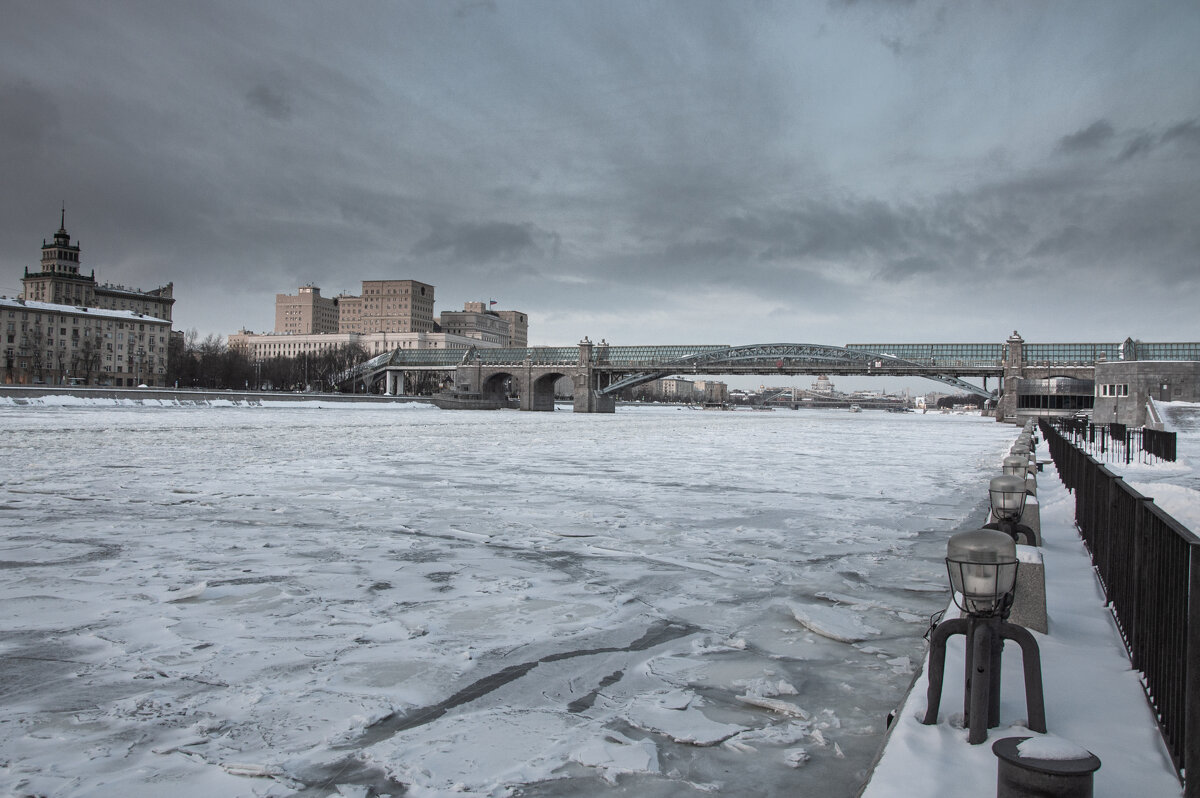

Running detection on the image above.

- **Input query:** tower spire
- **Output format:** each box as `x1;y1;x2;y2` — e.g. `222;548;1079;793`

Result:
60;203;66;232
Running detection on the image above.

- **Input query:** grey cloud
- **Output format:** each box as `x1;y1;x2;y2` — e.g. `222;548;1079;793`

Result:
1161;119;1200;150
881;35;907;57
874;255;938;282
1118;132;1156;161
453;0;497;18
1056;120;1115;153
2;1;1197;345
412;220;555;262
245;84;293;121
0;80;61;156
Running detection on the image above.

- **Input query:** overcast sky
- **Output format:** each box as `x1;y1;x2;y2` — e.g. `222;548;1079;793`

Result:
2;0;1197;350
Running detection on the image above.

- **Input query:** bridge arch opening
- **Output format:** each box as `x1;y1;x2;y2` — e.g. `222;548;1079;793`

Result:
529;372;568;411
481;372;516;403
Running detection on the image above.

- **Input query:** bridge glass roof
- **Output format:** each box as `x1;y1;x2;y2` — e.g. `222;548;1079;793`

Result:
598;345;730;365
1023;343;1121;364
1134;342;1200;360
846;343;1003;367
366;340;1200;373
387;350;466;366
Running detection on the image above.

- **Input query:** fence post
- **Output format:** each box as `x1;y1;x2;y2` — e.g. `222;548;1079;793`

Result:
1187;545;1200;798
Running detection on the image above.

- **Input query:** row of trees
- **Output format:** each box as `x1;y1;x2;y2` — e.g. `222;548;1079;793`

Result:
166;331;373;392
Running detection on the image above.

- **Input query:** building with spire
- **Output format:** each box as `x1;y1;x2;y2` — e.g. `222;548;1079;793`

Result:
20;209;174;321
4;211;173;386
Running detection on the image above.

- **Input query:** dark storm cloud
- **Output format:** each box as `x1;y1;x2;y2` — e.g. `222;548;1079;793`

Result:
245;84;293;121
0;0;1197;345
0;80;61;154
1118;133;1156;161
1056;120;1115;154
412;220;556;263
1161;119;1200;149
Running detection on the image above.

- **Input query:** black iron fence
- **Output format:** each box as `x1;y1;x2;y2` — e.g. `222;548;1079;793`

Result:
1047;417;1178;464
1146;427;1180;462
1040;420;1199;794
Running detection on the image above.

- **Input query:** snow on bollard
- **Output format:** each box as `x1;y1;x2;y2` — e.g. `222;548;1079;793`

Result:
992;736;1101;798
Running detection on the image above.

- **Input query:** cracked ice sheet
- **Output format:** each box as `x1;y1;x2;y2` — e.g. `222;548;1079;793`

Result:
365;708;661;796
0;403;1016;797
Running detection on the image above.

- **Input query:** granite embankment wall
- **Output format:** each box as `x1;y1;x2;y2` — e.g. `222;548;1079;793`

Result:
0;386;428;406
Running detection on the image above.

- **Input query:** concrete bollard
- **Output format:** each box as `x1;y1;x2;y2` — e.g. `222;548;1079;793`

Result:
993;737;1100;797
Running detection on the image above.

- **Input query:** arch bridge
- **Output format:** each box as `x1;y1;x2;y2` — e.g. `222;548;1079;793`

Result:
339;333;1200;414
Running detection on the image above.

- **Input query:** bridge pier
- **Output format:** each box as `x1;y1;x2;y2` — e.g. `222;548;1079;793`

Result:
384;370;404;396
570;337;615;413
995;331;1025;424
573;386;615;413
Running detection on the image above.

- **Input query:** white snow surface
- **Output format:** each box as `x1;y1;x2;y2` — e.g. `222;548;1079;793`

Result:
1103;401;1200;533
1;403;1025;796
1016;734;1094;761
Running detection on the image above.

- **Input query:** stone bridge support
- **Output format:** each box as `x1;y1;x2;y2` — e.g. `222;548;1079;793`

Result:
384;370;404;396
995;330;1025;423
572;337;615;413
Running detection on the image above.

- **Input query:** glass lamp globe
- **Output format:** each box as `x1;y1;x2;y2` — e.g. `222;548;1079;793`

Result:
989;475;1028;522
946;528;1018;616
1002;455;1028;477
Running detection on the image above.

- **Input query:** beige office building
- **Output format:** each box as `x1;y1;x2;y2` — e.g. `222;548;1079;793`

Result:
438;303;529;348
340;279;435;334
495;310;528;348
275;285;339;334
229;329;495;361
440;302;510;346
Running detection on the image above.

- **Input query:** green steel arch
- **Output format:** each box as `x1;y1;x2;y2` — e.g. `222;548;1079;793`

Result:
598;343;997;399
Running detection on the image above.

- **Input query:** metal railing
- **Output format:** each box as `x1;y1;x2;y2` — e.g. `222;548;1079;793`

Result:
1046;417;1178;464
1040;420;1199;794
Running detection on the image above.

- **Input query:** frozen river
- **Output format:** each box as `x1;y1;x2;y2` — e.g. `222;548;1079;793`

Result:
0;401;1016;797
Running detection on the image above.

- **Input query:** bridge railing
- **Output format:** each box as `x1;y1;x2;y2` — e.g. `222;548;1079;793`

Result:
1040;419;1199;794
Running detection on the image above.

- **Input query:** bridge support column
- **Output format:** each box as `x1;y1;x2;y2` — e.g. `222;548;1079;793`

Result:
518;357;555;411
995;331;1025;424
571;337;615;413
573;382;615;413
385;370;404;396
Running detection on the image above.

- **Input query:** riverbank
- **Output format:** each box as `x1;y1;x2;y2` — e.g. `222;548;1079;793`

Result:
859;442;1186;797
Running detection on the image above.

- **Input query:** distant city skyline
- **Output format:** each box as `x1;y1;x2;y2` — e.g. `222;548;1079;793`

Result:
2;1;1197;349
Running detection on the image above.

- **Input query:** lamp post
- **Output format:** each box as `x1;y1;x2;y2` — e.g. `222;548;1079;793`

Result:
922;529;1046;744
986;475;1035;544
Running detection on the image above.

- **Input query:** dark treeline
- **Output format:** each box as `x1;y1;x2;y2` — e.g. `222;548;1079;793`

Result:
166;331;370;392
935;394;984;409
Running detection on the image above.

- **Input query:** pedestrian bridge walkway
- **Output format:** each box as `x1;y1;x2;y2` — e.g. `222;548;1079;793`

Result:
342;334;1200;413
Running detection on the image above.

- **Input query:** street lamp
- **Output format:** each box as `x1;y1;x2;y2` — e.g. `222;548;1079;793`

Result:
987;475;1034;544
922;529;1046;744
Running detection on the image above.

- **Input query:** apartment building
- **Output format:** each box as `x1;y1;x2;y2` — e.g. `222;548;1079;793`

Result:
5;212;173;386
2;297;171;386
